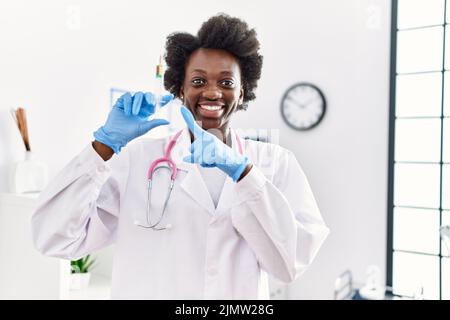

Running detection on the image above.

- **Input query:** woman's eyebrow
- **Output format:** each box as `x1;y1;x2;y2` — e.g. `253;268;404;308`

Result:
220;71;235;76
190;69;235;76
191;69;207;74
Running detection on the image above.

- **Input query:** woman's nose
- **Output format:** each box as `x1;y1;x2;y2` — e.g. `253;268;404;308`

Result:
202;88;223;100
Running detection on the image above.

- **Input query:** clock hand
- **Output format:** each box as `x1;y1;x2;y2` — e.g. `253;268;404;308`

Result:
296;103;305;109
303;97;315;106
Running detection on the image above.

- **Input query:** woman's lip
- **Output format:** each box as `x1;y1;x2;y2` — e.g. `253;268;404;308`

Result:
197;104;224;110
197;103;225;108
196;104;225;117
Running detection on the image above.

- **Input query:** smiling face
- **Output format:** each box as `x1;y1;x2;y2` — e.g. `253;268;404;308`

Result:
180;48;244;138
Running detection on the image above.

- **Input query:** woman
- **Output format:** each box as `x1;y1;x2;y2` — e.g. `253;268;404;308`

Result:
31;14;329;299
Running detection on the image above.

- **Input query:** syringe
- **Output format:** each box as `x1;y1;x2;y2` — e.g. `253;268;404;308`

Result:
154;54;165;113
153;54;173;133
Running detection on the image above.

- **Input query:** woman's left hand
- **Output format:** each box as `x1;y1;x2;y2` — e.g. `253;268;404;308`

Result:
181;106;250;182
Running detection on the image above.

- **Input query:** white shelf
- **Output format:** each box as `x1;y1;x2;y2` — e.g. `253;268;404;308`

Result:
0;192;71;299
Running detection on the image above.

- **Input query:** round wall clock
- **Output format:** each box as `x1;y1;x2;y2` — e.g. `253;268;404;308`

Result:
280;82;326;131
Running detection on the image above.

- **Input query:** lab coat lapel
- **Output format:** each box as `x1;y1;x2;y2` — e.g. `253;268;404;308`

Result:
171;128;216;215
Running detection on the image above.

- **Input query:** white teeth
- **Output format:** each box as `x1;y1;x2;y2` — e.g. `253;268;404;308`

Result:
199;105;222;111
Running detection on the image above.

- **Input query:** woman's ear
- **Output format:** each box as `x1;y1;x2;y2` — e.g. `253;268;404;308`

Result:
179;87;184;101
239;87;244;105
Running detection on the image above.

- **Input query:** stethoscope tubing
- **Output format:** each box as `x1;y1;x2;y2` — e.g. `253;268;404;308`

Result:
138;128;244;230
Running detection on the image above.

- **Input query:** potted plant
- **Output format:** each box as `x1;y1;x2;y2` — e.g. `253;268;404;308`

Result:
70;255;96;290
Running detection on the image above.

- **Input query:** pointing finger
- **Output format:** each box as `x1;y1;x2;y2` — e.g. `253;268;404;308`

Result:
180;106;204;138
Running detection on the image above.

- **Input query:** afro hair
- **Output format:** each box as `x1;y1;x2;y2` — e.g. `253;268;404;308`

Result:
163;13;263;110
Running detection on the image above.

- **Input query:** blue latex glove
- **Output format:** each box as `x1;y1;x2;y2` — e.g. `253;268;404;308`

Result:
180;106;250;182
94;92;173;154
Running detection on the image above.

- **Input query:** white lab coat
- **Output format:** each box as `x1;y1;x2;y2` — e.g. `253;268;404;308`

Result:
31;128;329;299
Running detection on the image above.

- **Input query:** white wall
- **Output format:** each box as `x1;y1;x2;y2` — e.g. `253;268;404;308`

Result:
0;0;391;299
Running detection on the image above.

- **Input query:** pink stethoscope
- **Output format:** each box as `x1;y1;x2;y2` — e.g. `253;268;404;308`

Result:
135;129;244;231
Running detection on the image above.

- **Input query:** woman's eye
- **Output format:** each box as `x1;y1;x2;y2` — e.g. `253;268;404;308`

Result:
191;78;205;86
221;80;235;87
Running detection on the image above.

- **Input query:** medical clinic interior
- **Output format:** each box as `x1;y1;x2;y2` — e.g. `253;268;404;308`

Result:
0;0;449;300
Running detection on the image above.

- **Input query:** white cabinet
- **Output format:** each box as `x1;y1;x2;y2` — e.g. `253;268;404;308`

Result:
0;192;112;300
0;193;71;299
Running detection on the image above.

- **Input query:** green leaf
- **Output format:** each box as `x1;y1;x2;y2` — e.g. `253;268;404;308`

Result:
71;265;81;273
84;260;95;272
70;254;96;273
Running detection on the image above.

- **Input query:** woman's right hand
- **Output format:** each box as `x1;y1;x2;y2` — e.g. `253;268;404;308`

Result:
93;91;173;154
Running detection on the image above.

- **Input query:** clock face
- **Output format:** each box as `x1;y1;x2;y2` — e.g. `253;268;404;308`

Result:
280;83;326;131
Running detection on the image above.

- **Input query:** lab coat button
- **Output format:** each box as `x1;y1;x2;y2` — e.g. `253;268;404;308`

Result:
97;165;106;172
